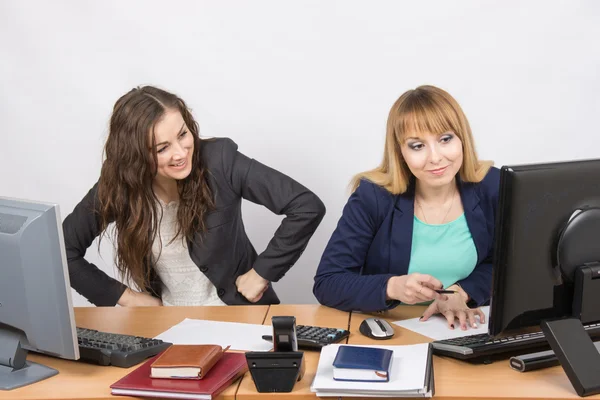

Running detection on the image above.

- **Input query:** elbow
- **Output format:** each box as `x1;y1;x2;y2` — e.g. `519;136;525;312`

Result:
310;193;326;223
317;195;326;217
313;272;334;308
312;273;353;312
287;191;325;224
62;221;82;263
64;243;85;265
302;193;326;234
312;276;327;306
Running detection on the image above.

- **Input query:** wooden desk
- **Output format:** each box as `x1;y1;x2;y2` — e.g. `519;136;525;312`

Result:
3;305;598;400
0;306;269;400
349;306;600;400
236;304;351;400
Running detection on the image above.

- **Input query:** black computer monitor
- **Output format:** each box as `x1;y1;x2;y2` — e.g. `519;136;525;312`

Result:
0;198;79;390
489;159;600;396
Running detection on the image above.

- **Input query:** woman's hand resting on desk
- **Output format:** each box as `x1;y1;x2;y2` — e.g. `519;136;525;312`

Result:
117;288;163;307
386;273;446;304
420;284;485;330
235;268;269;303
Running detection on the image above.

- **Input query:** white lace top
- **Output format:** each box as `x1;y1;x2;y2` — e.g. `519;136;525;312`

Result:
151;200;226;306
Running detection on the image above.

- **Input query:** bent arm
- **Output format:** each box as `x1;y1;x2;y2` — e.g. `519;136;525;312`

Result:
456;258;492;306
62;183;127;306
221;139;326;282
313;181;397;312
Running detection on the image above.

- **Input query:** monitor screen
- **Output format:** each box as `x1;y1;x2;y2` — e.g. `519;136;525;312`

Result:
0;198;79;390
489;159;600;336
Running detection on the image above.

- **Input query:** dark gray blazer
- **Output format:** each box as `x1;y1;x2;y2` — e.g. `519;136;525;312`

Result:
63;138;325;306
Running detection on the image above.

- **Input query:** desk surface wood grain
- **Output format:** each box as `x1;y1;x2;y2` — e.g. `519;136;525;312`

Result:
347;305;600;400
2;304;597;400
0;306;268;400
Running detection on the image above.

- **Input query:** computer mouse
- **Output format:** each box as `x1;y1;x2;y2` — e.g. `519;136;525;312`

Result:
359;317;395;340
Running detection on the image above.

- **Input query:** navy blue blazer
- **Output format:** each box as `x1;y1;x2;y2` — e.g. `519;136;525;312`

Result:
313;167;500;312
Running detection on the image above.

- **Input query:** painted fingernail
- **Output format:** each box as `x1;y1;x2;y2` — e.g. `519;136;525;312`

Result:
419;315;423;320
450;324;454;329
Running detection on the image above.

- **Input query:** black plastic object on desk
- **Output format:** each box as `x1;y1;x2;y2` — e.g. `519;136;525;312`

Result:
541;318;600;397
261;324;350;350
246;351;305;393
509;348;561;372
76;327;172;368
510;340;600;373
272;316;298;352
247;315;305;393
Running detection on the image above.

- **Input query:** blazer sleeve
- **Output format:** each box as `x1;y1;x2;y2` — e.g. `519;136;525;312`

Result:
62;183;127;306
456;258;492;306
313;180;397;312
457;169;500;306
219;138;326;282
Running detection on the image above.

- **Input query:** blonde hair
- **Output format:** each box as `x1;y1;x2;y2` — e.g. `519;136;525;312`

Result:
351;85;492;194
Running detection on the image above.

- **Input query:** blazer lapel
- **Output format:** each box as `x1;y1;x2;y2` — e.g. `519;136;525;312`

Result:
389;190;415;275
459;180;487;263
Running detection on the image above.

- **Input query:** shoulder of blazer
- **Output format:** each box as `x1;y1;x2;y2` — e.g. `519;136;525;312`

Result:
199;137;238;171
354;178;399;224
475;166;501;203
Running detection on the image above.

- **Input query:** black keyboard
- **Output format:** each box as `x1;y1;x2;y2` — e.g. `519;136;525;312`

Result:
431;321;600;362
77;327;172;368
261;324;350;350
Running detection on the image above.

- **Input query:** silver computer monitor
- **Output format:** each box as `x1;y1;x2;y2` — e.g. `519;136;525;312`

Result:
0;197;79;390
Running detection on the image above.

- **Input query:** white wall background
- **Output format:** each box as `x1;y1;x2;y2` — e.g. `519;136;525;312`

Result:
2;1;599;306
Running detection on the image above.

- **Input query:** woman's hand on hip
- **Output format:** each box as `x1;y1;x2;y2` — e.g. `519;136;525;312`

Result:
420;286;485;330
386;273;444;304
235;268;269;303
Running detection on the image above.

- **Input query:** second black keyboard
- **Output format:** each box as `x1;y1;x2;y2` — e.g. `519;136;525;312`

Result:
77;327;172;368
262;324;350;350
431;321;600;362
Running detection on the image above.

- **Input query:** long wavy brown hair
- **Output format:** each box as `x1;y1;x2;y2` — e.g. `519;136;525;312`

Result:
97;86;214;292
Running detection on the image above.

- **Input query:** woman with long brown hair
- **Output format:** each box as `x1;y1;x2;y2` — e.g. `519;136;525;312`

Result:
64;86;325;307
313;85;498;330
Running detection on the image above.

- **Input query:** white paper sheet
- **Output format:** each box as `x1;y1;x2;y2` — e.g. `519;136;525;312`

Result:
154;318;274;351
311;343;431;397
392;306;490;340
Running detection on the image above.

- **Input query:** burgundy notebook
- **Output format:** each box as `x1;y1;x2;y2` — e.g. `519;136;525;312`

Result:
110;352;248;400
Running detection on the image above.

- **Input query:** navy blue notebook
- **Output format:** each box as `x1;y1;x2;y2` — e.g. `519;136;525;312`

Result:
332;345;393;382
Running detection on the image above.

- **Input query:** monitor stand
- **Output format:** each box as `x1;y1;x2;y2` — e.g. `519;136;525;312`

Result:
541;318;600;397
549;208;600;396
0;324;58;391
541;262;600;397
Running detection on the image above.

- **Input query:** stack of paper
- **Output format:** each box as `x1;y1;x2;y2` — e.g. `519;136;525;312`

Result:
311;343;434;398
392;306;490;340
154;318;273;351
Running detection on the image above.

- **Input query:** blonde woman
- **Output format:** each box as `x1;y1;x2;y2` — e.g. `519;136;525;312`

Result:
313;85;498;331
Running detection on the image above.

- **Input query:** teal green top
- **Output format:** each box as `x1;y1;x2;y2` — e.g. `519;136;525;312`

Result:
407;214;477;289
